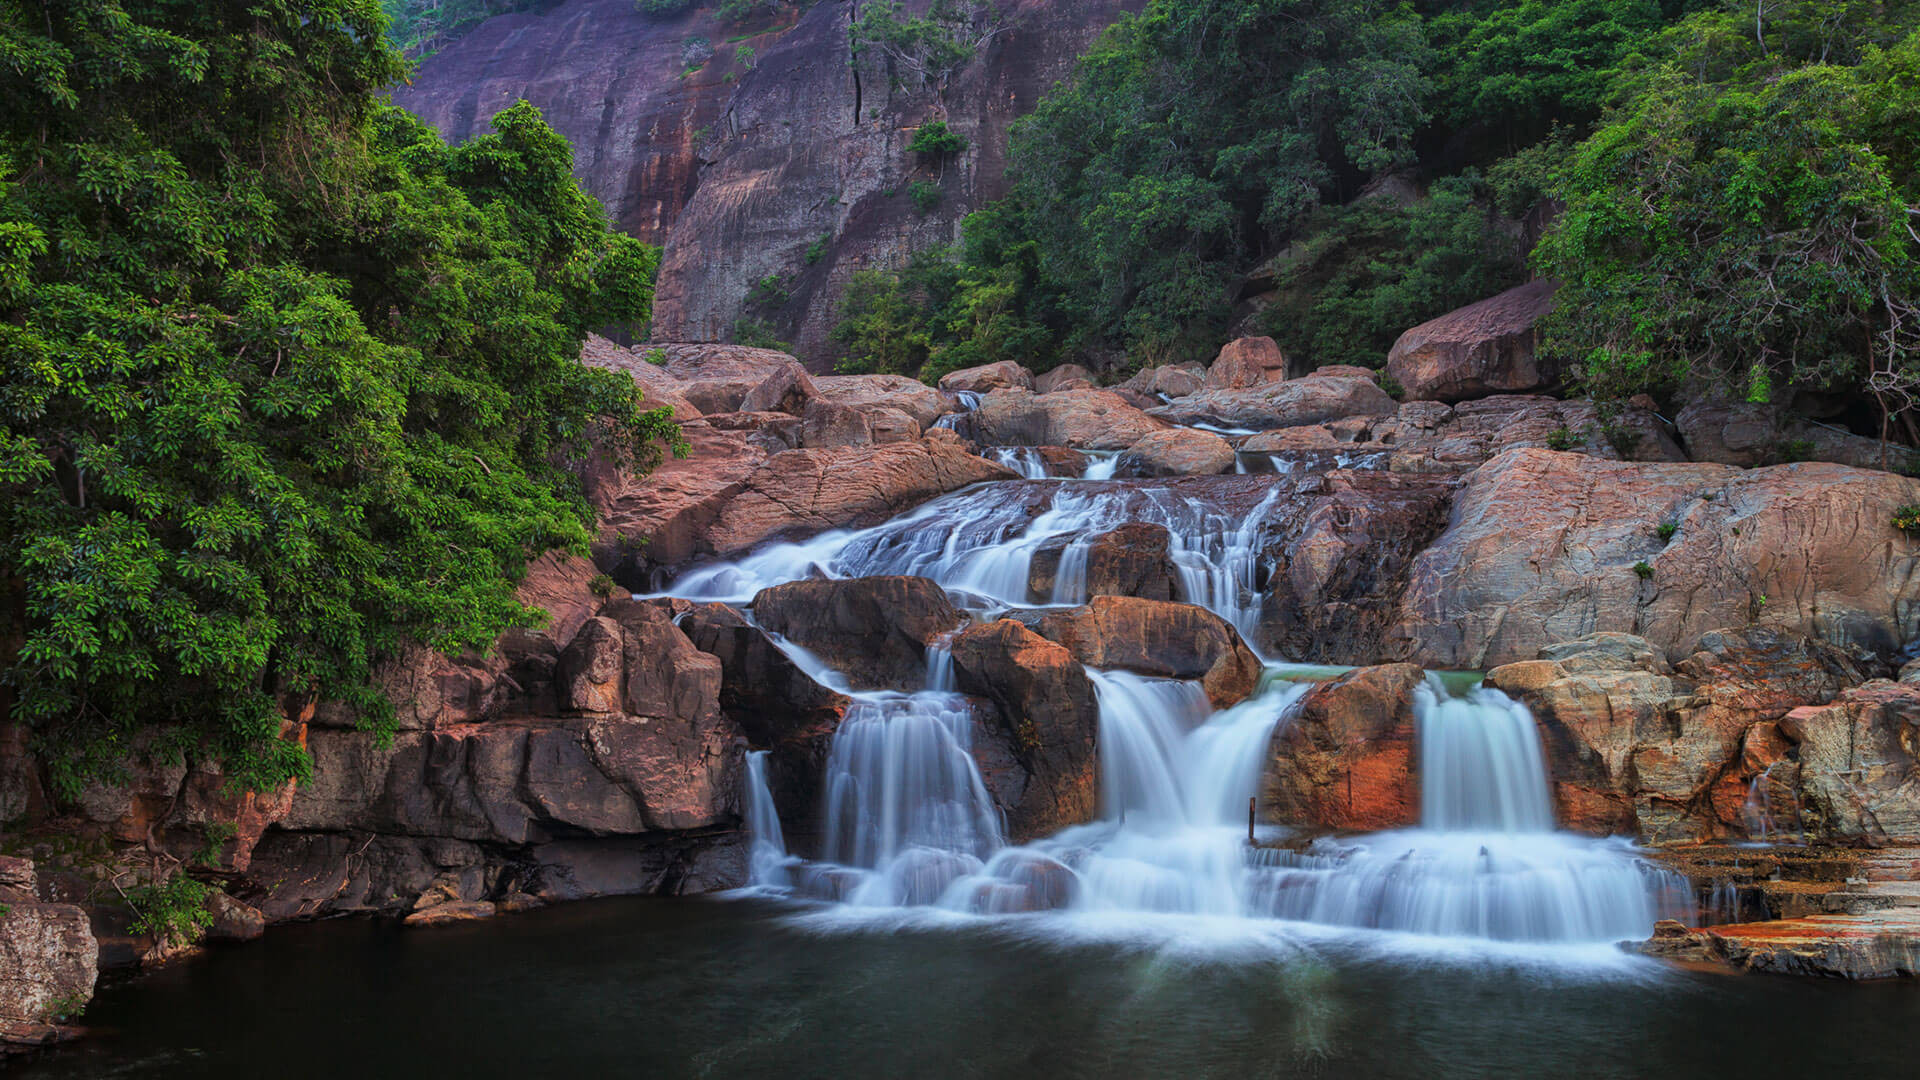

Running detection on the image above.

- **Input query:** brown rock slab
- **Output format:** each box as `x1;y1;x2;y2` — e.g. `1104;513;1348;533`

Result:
1262;664;1425;830
1203;335;1289;391
1037;596;1262;708
753;576;965;690
1386;279;1559;402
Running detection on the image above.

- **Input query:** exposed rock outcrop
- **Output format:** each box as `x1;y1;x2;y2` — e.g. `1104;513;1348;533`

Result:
753;576;965;690
1385;279;1558;402
1202;336;1289;391
972;388;1168;450
1677;397;1920;472
1149;367;1396;431
1027;523;1181;604
580;335;703;420
1396;449;1920;669
1261;664;1426;830
940;360;1034;393
949;619;1103;840
1036;596;1263;708
1120;362;1206;400
0;858;95;1053
1486;628;1871;840
1117;427;1235;476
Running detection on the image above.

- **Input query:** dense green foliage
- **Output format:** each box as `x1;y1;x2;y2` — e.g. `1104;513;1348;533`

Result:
831;0;1920;430
1536;3;1920;421
1;1;678;797
381;0;544;57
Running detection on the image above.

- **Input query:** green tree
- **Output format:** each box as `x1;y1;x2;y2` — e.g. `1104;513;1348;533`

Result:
1536;23;1920;444
0;1;680;797
1001;0;1431;360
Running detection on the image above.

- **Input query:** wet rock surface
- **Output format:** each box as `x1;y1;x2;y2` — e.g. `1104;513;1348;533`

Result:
753;576;965;691
1260;664;1426;830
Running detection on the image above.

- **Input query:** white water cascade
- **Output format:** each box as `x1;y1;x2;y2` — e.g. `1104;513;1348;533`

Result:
654;481;1286;651
743;750;793;887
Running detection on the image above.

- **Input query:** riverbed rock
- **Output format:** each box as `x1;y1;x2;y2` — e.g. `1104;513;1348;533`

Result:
753;576;965;691
738;362;822;416
972;388;1168;450
595;428;1014;572
1781;680;1920;845
1256;470;1456;665
940;361;1034;394
0;884;96;1039
949;619;1103;840
1118;427;1236;476
1635;912;1920;978
1203;336;1290;391
1150;367;1396;431
580;335;703;420
1487;628;1871;840
1676;397;1920;471
814;374;953;432
1035;363;1097;394
1395;448;1920;670
1385;279;1559;402
1037;596;1262;708
655;343;798;415
1261;664;1426;830
1027;523;1182;604
1120;362;1206;401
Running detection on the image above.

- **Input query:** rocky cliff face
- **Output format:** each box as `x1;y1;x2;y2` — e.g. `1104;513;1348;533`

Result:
394;0;1140;363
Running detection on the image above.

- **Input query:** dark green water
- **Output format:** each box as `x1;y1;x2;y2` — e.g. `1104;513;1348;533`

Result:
16;896;1920;1079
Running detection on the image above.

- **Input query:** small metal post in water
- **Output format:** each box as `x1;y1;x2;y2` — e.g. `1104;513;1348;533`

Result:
1247;796;1255;843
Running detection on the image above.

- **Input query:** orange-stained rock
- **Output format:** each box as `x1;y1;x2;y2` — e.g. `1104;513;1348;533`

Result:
753;576;965;691
1036;596;1262;708
1780;680;1920;844
1120;362;1206;400
1203;336;1290;391
738;362;822;416
1634;911;1920;978
1386;279;1558;402
655;342;798;415
949;619;1103;841
813;373;953;432
1261;663;1425;830
1036;363;1098;394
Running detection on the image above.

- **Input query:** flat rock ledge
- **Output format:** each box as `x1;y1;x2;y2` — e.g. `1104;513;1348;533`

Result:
1632;912;1920;978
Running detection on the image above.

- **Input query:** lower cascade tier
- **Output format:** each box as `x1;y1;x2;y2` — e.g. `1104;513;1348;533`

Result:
742;659;1696;945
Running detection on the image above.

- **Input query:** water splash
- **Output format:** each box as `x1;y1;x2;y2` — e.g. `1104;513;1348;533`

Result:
743;750;793;887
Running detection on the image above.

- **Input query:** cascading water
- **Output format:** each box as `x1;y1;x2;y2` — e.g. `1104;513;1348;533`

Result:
743;750;793;887
984;446;1052;479
1242;683;1692;942
653;481;1284;652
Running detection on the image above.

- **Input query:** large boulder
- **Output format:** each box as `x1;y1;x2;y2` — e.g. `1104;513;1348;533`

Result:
753;576;966;690
1676;397;1920;472
1203;336;1290;391
1486;628;1871;841
1257;471;1456;664
813;373;953;432
1027;523;1182;604
1117;428;1236;476
1035;363;1097;394
1120;362;1206;401
738;362;823;416
1385;279;1559;402
595;428;1014;572
1396;448;1920;669
580;335;703;420
675;603;850;746
1239;394;1685;473
972;388;1168;450
939;360;1034;394
1036;596;1262;708
949;620;1102;840
0;859;95;1050
1782;680;1920;845
1260;664;1426;830
656;343;799;415
1149;368;1396;431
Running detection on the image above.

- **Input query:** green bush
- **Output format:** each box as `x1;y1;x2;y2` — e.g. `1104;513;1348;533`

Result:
126;873;215;948
588;573;617;598
1894;505;1920;535
908;120;968;159
748;273;791;309
805;232;833;265
636;0;696;15
1;3;683;796
1545;426;1581;451
1632;561;1655;580
730;317;790;351
1656;522;1678;542
909;180;943;213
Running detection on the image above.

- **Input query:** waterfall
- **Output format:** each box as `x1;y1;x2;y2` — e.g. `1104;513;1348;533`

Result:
1081;452;1122;480
651;481;1284;647
743;750;792;887
1418;680;1554;832
984;446;1051;479
1241;683;1693;942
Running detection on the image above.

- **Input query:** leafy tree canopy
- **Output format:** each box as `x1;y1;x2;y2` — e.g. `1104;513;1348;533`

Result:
0;0;678;798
